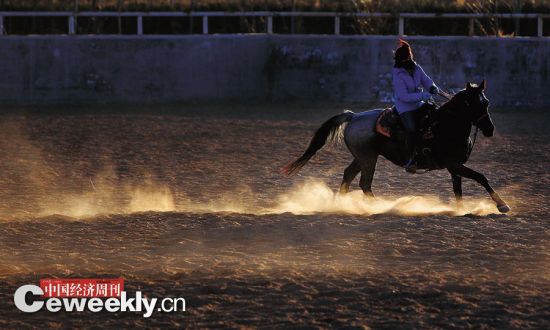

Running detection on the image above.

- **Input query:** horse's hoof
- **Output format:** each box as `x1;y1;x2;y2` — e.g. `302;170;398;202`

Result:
497;204;511;213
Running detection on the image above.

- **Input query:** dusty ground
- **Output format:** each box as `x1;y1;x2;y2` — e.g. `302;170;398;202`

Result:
0;104;548;329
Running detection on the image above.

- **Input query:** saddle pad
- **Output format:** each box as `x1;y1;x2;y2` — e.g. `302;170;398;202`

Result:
375;108;394;138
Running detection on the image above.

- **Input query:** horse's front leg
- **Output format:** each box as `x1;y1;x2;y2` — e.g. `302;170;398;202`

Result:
448;171;463;209
448;164;510;213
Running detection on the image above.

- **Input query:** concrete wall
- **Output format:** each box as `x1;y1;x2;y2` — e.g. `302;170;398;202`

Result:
0;35;548;107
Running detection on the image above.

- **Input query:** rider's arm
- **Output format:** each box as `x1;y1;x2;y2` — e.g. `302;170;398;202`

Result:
417;64;438;93
393;74;424;102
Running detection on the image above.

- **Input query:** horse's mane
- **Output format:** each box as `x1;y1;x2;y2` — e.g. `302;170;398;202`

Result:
436;89;464;113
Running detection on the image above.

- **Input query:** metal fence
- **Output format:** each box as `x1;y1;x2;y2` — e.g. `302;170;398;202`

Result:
0;11;548;36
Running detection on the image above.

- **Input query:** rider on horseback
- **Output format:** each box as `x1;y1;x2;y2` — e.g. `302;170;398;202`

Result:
392;39;439;173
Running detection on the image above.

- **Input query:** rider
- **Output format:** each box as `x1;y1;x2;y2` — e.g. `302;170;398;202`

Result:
392;39;439;173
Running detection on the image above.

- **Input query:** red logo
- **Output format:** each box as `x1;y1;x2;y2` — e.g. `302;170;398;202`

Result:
39;278;124;298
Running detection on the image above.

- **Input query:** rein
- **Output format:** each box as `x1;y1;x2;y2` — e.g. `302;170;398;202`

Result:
438;90;453;100
466;110;489;156
461;97;486;157
468;125;479;158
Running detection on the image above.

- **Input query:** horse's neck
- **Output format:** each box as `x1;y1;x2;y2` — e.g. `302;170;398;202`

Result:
435;100;472;138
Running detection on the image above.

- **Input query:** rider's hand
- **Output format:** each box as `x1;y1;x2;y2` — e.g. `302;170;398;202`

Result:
429;85;439;95
421;92;432;101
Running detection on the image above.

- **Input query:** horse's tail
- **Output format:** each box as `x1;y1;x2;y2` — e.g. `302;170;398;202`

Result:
282;111;354;177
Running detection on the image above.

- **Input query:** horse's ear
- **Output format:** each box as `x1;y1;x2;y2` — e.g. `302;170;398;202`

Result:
466;82;474;90
479;79;486;91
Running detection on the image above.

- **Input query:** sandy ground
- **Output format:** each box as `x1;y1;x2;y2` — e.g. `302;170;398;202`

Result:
0;104;548;328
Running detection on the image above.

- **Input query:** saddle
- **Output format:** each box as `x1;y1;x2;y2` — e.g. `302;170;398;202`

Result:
375;103;440;170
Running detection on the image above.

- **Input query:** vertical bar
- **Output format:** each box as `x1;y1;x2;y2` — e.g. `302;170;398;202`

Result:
137;15;143;35
189;0;195;34
398;16;404;36
73;1;79;34
468;18;474;36
334;16;340;35
538;15;543;37
291;0;296;34
267;15;273;34
68;15;75;34
202;15;208;34
117;0;122;34
0;16;4;35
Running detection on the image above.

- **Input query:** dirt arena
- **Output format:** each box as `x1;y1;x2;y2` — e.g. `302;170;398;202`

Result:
0;104;548;328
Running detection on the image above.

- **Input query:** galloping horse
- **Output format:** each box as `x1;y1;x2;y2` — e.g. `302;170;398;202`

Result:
282;80;510;213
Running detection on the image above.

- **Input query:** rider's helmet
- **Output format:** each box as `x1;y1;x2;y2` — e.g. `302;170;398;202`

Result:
394;39;415;70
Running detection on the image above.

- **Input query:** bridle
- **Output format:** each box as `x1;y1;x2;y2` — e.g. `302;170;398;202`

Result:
472;112;489;126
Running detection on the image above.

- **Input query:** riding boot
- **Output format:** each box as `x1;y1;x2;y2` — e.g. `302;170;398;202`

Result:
400;109;420;173
404;132;418;173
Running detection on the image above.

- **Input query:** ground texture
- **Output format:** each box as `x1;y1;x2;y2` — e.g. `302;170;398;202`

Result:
0;105;548;328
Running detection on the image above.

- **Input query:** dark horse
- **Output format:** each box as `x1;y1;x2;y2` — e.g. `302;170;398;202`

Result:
283;80;510;213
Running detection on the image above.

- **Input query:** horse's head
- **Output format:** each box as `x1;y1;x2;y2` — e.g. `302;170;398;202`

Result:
460;80;495;137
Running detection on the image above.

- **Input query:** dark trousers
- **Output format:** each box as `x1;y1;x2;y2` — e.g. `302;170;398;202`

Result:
400;110;420;160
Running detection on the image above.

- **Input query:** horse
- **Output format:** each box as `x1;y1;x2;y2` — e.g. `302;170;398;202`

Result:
282;80;511;213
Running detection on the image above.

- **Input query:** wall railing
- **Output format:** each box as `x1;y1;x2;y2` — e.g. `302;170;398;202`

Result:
0;11;548;36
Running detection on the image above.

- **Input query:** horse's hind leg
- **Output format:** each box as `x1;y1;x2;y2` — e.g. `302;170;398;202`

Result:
359;155;378;198
339;159;361;194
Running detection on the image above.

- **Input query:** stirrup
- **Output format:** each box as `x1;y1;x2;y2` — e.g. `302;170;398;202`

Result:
404;159;417;174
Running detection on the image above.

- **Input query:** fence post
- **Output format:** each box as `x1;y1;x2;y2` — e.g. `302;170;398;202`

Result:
202;15;208;34
0;16;3;35
398;15;404;36
334;16;340;35
468;18;474;36
538;15;543;37
137;15;143;35
267;15;273;34
68;15;76;34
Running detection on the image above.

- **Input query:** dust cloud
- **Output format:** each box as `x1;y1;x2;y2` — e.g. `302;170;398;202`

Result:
38;175;177;218
268;180;498;216
36;178;499;219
